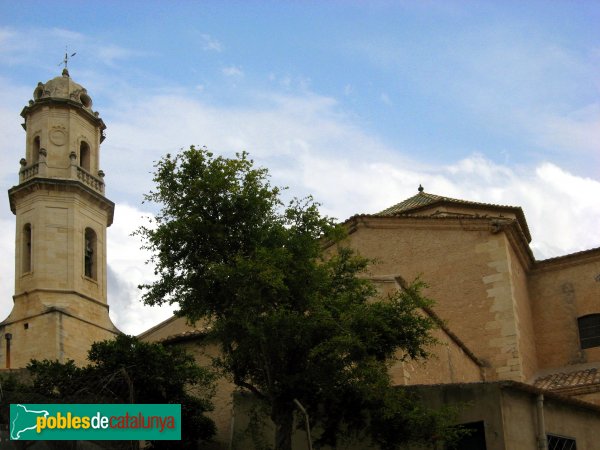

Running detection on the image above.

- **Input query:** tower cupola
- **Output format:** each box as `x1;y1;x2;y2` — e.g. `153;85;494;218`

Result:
17;69;108;197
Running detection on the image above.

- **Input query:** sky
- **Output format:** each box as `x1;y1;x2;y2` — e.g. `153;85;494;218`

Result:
0;1;599;335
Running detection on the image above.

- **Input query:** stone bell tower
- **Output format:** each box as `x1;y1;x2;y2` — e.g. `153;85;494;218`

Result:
0;69;120;368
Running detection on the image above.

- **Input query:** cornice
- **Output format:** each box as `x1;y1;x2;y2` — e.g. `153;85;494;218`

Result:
20;97;106;131
8;177;115;226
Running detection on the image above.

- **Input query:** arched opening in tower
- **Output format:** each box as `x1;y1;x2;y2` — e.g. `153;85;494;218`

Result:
84;227;97;279
80;141;91;172
22;223;32;274
32;136;40;164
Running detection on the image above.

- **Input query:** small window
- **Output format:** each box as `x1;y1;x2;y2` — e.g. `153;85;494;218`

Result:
22;223;32;274
547;434;576;450
80;141;90;172
32;136;40;164
84;227;97;280
578;315;600;349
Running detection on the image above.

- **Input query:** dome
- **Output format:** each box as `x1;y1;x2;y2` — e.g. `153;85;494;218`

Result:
32;68;93;110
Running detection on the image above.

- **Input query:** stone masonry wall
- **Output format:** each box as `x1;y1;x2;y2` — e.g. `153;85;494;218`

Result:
342;217;526;381
530;252;600;370
506;241;538;381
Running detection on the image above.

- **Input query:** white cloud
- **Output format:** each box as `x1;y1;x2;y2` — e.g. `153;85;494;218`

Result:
99;87;600;263
49;28;85;42
0;217;15;322
0;26;40;65
96;44;145;67
200;34;223;52
222;65;244;77
107;203;176;335
526;106;600;157
346;23;600;169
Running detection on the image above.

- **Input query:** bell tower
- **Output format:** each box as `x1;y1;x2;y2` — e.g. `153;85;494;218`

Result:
0;69;120;368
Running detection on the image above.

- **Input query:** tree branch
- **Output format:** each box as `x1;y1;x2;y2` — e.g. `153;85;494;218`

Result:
236;379;267;401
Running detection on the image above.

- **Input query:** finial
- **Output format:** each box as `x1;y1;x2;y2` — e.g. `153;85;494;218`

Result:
418;184;424;193
58;47;76;75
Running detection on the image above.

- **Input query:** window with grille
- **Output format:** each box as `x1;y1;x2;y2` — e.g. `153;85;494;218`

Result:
547;434;576;450
578;314;600;349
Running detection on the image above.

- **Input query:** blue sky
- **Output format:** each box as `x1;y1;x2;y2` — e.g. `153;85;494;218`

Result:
1;1;599;333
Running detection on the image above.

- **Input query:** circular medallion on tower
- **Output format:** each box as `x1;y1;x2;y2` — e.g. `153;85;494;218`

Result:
49;126;67;146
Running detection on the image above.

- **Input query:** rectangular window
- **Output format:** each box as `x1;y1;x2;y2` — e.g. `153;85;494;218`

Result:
578;315;600;349
547;434;576;450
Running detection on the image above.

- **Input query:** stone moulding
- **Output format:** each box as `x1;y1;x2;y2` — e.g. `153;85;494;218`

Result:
8;177;115;226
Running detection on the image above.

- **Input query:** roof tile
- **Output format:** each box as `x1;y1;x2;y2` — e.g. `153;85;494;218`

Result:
534;368;600;390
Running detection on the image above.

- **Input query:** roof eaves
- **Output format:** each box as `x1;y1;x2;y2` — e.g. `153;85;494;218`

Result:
534;246;600;272
160;329;209;345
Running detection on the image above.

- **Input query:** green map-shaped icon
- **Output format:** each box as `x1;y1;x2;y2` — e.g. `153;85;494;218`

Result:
11;404;49;440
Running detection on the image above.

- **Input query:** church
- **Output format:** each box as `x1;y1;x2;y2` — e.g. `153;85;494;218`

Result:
2;71;600;449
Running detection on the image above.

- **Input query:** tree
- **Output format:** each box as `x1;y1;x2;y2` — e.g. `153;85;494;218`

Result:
0;335;216;450
137;146;462;450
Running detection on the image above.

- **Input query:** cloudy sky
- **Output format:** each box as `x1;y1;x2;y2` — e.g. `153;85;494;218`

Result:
1;1;599;335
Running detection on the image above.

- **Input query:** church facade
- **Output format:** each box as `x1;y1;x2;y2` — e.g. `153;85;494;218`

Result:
2;71;600;449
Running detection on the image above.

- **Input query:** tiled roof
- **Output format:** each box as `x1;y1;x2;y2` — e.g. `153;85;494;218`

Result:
534;368;600;391
376;188;532;242
161;329;208;344
379;190;518;216
378;192;443;215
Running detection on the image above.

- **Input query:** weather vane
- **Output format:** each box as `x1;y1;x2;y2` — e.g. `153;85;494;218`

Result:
59;47;77;71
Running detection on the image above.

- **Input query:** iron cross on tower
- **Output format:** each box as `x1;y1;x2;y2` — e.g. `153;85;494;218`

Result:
59;48;77;70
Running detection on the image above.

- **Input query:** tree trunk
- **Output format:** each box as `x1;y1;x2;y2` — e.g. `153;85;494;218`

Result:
272;401;294;450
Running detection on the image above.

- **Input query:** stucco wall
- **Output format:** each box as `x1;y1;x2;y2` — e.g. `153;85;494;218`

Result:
542;393;600;449
412;383;600;450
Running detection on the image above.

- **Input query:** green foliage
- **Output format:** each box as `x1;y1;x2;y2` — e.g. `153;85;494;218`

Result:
138;146;462;450
0;335;216;449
